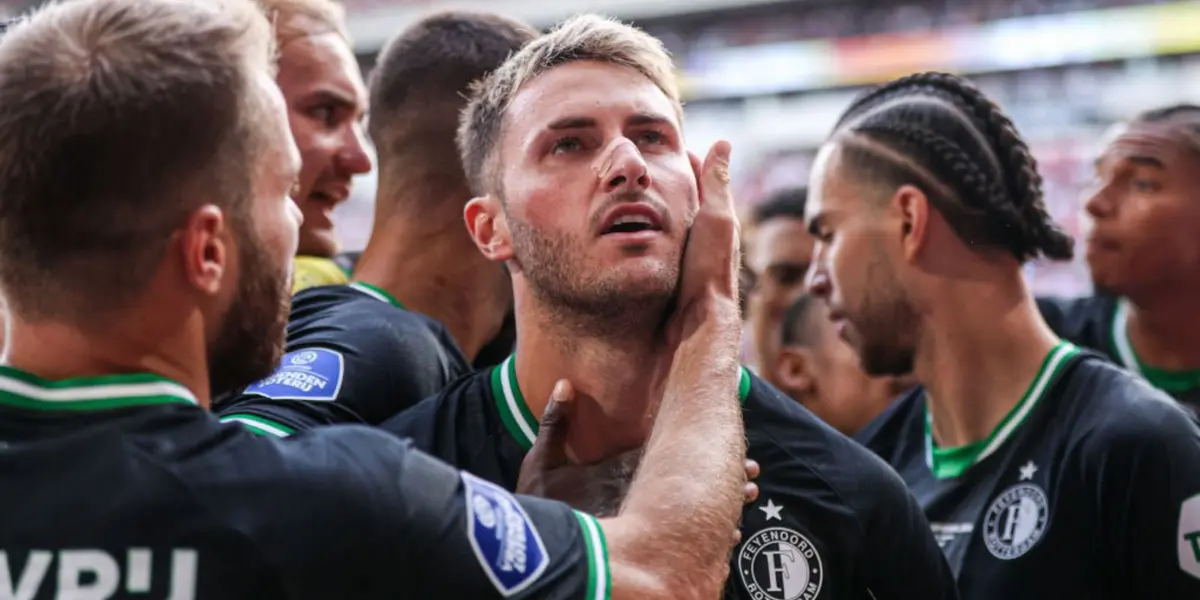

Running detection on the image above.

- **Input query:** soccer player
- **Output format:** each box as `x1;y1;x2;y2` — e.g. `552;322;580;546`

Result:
255;0;373;293
744;187;814;385
382;15;957;600
816;72;1200;598
216;13;537;434
774;294;913;436
1038;105;1200;414
0;1;750;597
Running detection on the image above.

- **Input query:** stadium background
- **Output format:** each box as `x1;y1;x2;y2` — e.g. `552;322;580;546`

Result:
8;0;1195;295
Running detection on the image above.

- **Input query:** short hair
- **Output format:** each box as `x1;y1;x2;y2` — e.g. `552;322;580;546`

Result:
1131;103;1200;154
369;11;537;211
459;13;680;197
753;187;808;226
831;72;1073;263
254;0;349;46
0;0;275;322
780;294;822;347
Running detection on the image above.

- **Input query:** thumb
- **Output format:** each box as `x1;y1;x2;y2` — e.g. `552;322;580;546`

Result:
701;140;733;212
528;379;575;469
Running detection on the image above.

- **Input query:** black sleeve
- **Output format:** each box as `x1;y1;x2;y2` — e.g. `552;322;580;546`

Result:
1081;397;1200;597
1035;295;1112;353
859;464;959;600
252;427;611;600
216;309;464;434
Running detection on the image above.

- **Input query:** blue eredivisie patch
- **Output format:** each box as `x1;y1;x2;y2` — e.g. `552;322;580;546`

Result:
243;348;345;402
463;471;549;597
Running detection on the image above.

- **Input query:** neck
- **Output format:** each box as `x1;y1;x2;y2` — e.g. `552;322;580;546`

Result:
917;272;1059;448
3;312;212;408
354;212;509;362
513;296;670;464
1123;285;1200;370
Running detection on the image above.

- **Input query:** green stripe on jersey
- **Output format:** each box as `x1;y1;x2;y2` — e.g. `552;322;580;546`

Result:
573;511;612;600
0;366;196;411
925;341;1079;479
1111;299;1200;393
219;414;295;438
490;355;752;451
348;281;404;309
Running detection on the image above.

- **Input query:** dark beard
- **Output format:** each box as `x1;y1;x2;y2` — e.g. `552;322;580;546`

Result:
208;234;291;397
855;246;919;377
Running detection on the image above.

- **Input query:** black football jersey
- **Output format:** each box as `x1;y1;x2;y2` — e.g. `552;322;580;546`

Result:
0;366;610;599
381;357;958;600
861;341;1200;599
1038;295;1200;414
215;282;470;436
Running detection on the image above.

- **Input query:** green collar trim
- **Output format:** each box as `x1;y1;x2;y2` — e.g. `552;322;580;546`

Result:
1111;299;1200;392
348;281;404;309
0;366;197;412
924;341;1078;479
490;355;752;451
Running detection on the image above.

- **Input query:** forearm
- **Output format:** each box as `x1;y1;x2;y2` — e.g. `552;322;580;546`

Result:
616;304;746;591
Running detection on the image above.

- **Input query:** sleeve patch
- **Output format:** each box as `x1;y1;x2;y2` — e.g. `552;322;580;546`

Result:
243;348;345;402
462;471;550;597
1179;493;1200;580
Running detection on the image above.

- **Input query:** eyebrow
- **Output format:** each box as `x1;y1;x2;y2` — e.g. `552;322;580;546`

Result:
544;111;676;132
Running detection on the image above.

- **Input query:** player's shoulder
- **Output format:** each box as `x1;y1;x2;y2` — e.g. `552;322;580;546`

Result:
1036;294;1116;340
379;366;497;445
743;371;915;510
1060;356;1200;451
290;283;440;338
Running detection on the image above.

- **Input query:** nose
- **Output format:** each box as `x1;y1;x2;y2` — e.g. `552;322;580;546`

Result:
598;138;651;193
335;121;373;177
1083;184;1114;221
804;262;831;300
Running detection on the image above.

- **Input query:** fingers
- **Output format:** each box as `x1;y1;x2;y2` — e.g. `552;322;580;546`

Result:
744;459;760;482
700;140;733;214
689;151;704;205
527;379;575;471
743;482;759;505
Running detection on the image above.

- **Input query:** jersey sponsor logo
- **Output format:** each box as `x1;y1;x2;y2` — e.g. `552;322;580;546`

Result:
983;483;1050;560
737;527;824;600
462;472;549;597
243;348;345;402
0;548;197;600
929;522;974;549
1178;493;1200;580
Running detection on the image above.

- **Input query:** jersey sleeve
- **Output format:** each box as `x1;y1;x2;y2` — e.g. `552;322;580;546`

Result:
1081;396;1200;597
244;427;610;600
216;304;463;434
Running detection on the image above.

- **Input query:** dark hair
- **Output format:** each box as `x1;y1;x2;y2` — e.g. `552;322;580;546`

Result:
753;187;807;227
780;294;822;347
831;72;1073;263
368;11;537;209
0;0;272;322
1135;103;1200;123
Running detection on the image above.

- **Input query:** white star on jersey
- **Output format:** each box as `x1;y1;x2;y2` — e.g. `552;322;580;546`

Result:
759;499;783;521
1019;461;1038;481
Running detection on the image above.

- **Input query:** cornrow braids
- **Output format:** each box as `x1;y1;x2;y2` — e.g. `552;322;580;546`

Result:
833;72;1074;263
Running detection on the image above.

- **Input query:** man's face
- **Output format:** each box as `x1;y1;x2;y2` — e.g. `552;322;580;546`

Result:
495;60;697;320
275;27;371;258
208;74;303;396
776;302;913;436
804;142;918;377
746;215;813;372
1085;120;1200;296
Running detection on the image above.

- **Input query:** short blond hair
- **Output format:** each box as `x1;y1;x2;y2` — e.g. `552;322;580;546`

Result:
0;0;275;322
457;14;680;197
255;0;350;46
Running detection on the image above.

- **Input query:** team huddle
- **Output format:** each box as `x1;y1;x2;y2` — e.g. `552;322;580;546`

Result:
0;0;1198;599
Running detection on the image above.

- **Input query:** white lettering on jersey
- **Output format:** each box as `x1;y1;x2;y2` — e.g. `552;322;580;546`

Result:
1178;493;1200;580
929;522;974;548
0;549;197;600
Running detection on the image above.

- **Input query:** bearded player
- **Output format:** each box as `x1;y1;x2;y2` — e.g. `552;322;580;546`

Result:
216;12;537;434
816;72;1200;598
0;1;752;597
381;15;957;600
1038;105;1200;413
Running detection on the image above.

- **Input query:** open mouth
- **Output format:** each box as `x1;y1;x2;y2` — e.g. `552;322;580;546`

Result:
604;214;662;235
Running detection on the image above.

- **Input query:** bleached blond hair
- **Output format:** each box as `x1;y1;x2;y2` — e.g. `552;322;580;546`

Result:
457;14;680;196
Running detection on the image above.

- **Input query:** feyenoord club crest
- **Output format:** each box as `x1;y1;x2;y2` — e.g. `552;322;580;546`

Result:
737;527;824;600
983;483;1050;560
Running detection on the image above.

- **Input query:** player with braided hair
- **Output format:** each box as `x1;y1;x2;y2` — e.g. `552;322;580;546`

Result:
1039;104;1200;414
808;72;1200;599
